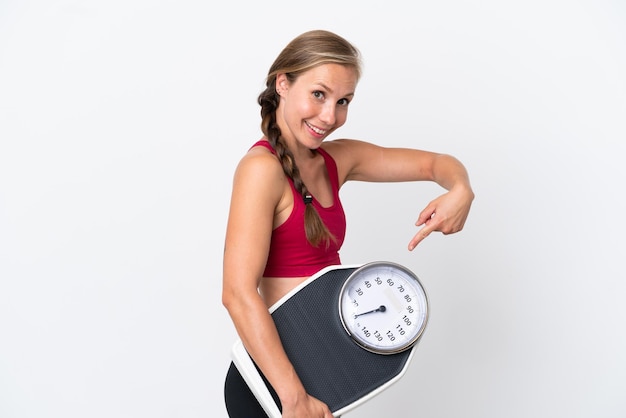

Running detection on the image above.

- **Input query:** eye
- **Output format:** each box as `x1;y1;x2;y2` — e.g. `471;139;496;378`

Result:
312;90;325;100
337;98;350;106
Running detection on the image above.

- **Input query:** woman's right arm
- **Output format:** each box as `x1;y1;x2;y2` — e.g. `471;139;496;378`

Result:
222;150;332;418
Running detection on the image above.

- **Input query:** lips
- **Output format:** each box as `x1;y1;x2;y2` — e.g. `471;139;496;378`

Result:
305;121;327;136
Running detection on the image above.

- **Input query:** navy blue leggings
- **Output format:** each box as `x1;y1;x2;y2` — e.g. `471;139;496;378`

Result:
224;362;280;418
224;362;341;417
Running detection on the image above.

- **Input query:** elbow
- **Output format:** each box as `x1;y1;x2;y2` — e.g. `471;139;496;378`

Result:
222;281;252;315
222;285;236;313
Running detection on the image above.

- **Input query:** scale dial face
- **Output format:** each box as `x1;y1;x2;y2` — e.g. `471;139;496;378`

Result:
338;261;429;355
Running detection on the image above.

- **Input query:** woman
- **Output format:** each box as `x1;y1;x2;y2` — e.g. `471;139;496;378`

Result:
222;29;474;418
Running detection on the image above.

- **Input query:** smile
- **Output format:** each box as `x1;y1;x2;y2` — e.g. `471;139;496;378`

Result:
305;121;327;135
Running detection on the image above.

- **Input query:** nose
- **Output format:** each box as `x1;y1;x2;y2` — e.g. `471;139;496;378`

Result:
319;102;336;126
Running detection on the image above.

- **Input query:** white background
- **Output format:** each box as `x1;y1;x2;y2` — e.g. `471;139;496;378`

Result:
1;0;625;417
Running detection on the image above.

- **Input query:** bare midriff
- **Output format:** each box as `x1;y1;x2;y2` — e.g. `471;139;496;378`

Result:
258;276;310;309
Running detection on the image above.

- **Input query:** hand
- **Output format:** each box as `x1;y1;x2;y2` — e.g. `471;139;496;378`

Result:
281;393;333;418
408;185;474;250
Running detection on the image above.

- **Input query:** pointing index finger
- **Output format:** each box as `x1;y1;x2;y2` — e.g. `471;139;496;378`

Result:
408;226;431;251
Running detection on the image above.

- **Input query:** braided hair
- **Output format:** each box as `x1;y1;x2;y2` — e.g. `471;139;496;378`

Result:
257;30;362;247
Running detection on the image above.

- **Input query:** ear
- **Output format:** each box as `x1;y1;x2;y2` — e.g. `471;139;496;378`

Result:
275;73;289;96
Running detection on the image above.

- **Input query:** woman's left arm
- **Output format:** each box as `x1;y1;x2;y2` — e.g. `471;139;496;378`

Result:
324;139;474;250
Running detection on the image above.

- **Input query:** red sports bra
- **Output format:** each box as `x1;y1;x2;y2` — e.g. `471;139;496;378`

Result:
251;140;346;277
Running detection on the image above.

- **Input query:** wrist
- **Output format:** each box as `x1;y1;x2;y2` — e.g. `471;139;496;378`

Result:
275;372;307;408
451;182;474;199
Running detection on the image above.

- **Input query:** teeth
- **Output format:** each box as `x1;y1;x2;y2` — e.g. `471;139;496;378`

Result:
306;121;326;135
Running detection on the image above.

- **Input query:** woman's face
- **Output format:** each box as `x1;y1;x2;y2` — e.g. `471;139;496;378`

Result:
276;63;358;150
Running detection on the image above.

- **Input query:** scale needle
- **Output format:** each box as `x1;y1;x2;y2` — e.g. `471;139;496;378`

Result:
354;305;386;319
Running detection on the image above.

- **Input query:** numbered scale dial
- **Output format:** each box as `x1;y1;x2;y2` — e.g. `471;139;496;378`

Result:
338;261;429;355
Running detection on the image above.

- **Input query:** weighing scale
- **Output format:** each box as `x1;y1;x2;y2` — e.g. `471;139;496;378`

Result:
231;261;429;417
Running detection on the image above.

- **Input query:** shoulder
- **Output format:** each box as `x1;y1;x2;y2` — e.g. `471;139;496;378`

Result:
234;144;284;187
236;143;281;175
322;138;382;158
321;139;383;183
